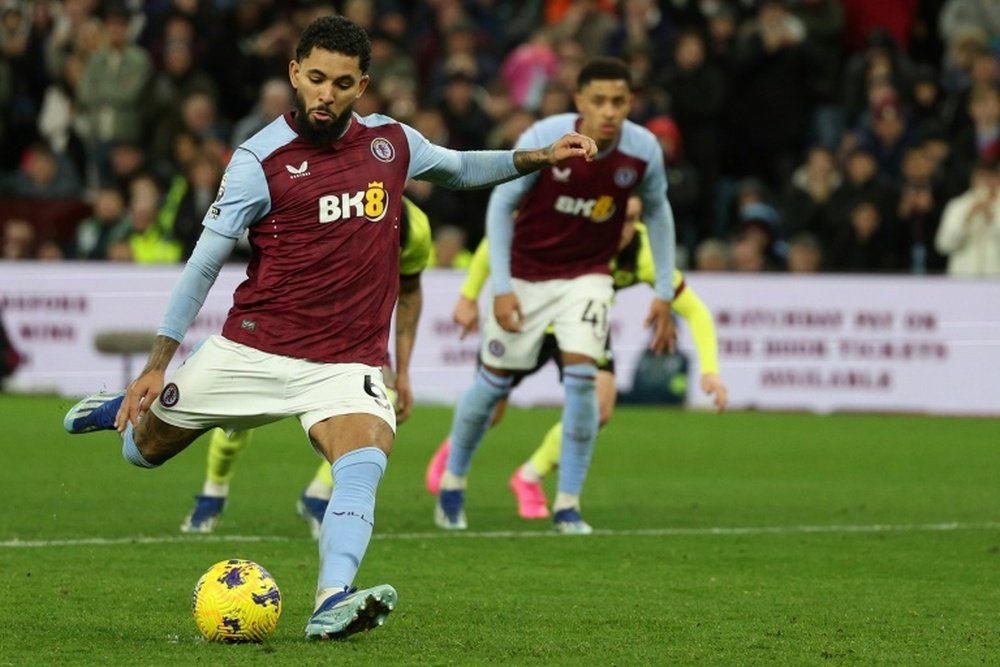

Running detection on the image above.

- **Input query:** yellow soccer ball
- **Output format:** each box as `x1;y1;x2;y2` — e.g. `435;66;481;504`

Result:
192;559;282;643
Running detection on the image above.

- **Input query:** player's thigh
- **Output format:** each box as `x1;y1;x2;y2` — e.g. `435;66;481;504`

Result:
480;279;561;370
553;274;615;362
294;362;397;461
150;335;293;432
135;411;210;463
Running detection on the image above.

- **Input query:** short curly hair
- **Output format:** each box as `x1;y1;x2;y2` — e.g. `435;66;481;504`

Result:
296;15;372;73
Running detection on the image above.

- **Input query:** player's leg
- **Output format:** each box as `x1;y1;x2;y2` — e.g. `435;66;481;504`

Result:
297;364;398;640
297;459;333;539
435;280;552;529
550;274;614;534
181;428;253;533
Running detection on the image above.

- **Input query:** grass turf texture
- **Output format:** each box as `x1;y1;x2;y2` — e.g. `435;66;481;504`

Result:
1;394;997;666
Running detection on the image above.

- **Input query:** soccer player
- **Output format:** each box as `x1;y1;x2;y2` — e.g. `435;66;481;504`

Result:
180;197;432;536
434;58;678;535
63;15;596;641
426;196;728;520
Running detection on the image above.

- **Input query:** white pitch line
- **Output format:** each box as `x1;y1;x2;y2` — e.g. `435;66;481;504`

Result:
3;521;999;549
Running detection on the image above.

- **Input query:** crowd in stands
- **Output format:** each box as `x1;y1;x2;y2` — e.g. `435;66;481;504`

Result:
2;0;1000;276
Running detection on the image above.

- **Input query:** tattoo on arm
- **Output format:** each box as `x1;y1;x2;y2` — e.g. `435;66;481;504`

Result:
141;335;181;374
512;146;555;174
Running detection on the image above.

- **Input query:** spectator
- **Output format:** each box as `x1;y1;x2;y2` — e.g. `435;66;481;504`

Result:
11;142;81;199
74;185;130;260
121;173;181;264
829;146;896;231
37;51;89;181
896;146;947;273
229;78;293;148
935;159;1000;276
694;237;730;272
646;115;700;256
729;231;767;272
786;232;824;272
160;149;225;259
499;28;559;112
78;4;152;185
604;0;674;70
429;225;472;269
829;200;901;272
783;145;841;245
2;217;35;259
950;84;1000;192
854;97;918;186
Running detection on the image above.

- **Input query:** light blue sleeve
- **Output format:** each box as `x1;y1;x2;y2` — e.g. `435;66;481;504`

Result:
203;147;272;238
157;228;237;342
401;124;523;189
485;125;544;295
636;151;676;301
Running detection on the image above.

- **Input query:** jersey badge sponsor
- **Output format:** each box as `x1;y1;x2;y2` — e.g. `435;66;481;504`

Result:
285;161;310;178
488;339;505;357
160;383;180;408
552;166;571;182
319;182;389;223
371;137;395;162
614;166;637;188
207;206;220;220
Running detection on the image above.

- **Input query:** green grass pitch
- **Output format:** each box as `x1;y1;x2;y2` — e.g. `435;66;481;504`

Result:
1;394;997;665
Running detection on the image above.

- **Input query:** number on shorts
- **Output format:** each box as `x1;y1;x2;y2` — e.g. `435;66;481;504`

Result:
581;300;609;335
363;374;387;400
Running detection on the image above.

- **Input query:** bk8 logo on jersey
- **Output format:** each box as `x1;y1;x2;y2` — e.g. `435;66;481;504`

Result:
319;182;388;223
554;194;616;223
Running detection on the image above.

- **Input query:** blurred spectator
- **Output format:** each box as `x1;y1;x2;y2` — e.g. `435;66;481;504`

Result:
37;51;89;180
486;107;537;150
604;0;674;70
437;70;492;150
839;0;918;52
229;78;292;148
789;0;846;149
78;4;152;186
783;145;841;244
2;217;35;259
36;237;66;260
547;0;618;60
121;173;181;264
160;149;224;259
661;29;725;240
829;200;901;272
694;237;730;271
74;184;129;260
786;232;824;272
726;0;816;192
939;0;1000;47
11;142;81;199
841;29;914;128
896;146;947;273
729;231;767;272
738;201;787;270
935;159;1000;276
829;146;896;230
429;225;472;269
367;25;417;102
950;84;1000;191
537;82;573;118
854;97;918;185
788;232;823;273
909;64;947;136
500;28;559;112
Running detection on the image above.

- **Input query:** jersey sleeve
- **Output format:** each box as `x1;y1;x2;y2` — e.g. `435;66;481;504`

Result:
461;238;491;300
401;124;521;189
202;148;272;238
671;278;720;375
634;144;676;301
400;198;432;276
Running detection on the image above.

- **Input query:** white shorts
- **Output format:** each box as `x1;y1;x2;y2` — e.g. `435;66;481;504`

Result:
149;335;397;434
480;274;614;370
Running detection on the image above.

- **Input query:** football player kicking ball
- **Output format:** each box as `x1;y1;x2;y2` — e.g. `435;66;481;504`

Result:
63;15;596;641
426;196;728;522
181;198;430;537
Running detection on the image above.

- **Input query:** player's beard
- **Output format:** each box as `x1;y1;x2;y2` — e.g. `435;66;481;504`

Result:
294;91;353;146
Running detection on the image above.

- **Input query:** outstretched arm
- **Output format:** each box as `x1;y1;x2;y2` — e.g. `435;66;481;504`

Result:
115;228;236;430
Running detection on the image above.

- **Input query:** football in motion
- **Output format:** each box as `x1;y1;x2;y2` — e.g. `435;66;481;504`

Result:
192;559;282;643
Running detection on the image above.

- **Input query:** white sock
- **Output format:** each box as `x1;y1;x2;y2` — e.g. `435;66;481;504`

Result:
553;492;580;513
202;480;229;497
440;470;467;491
518;462;542;483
